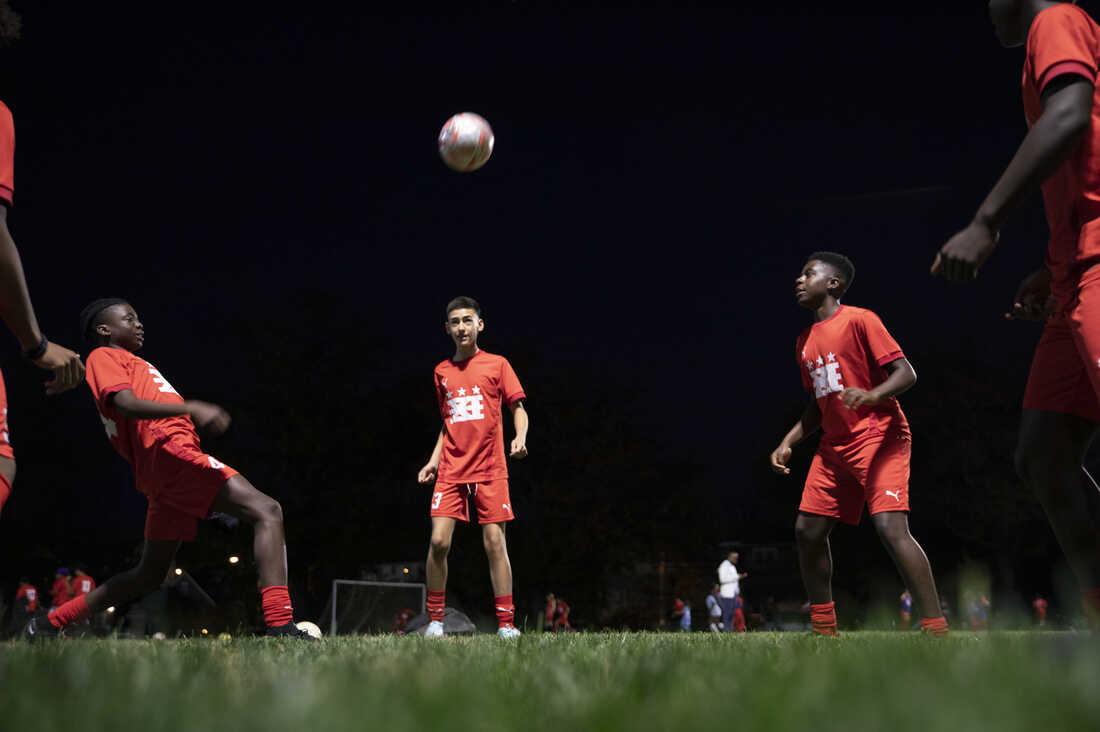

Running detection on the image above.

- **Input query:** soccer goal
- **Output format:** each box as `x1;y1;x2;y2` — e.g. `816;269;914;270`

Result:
327;580;427;635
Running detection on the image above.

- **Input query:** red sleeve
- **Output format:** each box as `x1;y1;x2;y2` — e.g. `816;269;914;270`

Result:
85;348;134;412
499;358;526;405
796;336;811;392
0;102;14;207
858;311;905;367
1027;5;1099;94
434;367;448;420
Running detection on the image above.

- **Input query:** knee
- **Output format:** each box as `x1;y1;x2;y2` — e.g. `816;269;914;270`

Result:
794;518;825;547
260;497;284;524
873;515;909;545
483;532;505;558
429;536;451;559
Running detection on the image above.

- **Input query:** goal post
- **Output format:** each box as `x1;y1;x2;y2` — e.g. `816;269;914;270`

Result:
328;580;427;636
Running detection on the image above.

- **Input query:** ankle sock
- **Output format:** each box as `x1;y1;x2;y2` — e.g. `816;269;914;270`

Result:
920;615;949;637
810;601;838;636
427;590;445;623
494;594;514;628
260;585;293;628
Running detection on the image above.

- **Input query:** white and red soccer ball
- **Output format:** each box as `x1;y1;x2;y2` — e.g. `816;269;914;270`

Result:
438;112;494;172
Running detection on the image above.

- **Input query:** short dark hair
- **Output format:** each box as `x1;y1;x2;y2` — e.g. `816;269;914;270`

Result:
79;298;129;346
0;2;20;47
445;296;481;319
807;251;855;296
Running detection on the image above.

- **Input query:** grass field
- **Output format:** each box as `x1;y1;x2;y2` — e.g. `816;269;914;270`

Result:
2;631;1097;732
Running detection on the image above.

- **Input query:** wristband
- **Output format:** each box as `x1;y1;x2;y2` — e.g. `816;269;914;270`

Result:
23;334;48;362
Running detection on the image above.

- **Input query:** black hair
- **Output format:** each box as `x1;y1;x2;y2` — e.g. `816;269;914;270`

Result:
0;2;19;47
445;296;481;319
79;298;129;346
807;251;856;296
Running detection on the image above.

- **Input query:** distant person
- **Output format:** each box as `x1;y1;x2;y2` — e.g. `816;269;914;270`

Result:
49;568;71;611
70;568;95;600
899;589;913;630
717;551;747;633
770;253;949;637
933;0;1100;625
966;592;991;631
551;595;573;632
24;299;310;639
732;595;747;633
706;584;723;632
673;599;691;632
393;607;415;635
15;577;37;613
416;297;528;639
0;4;86;520
1033;595;1049;627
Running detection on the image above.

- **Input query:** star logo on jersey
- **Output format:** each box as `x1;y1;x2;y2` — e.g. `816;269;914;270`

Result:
457;387;467;396
445;391;453;399
99;413;118;438
816;356;824;366
827;352;836;362
472;386;481;394
808;353;844;398
447;390;485;424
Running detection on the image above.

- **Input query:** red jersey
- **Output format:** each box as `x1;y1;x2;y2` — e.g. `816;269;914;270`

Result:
434;350;525;483
1033;597;1048;618
795;305;910;446
1023;3;1100;300
86;347;202;490
71;574;96;598
50;577;71;607
16;583;37;611
0;101;13;206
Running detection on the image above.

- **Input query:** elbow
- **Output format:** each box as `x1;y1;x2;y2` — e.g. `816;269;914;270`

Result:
1052;103;1091;141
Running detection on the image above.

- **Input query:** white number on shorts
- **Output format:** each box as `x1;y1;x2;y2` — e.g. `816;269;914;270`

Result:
431;492;442;509
208;456;226;470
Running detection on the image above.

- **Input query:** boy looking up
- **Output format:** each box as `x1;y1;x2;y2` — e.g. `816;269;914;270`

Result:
25;299;310;639
771;253;948;637
934;0;1100;623
417;296;528;638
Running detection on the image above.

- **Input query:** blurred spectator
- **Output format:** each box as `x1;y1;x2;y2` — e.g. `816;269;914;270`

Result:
899;589;912;630
544;593;573;632
965;592;990;631
706;584;723;632
393;607;415;634
717;551;747;633
49;568;71;611
1032;595;1048;628
71;567;96;600
673;598;691;632
732;595;746;633
9;577;39;635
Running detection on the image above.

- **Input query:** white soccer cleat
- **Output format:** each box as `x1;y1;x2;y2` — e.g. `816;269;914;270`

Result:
425;620;445;638
497;625;521;639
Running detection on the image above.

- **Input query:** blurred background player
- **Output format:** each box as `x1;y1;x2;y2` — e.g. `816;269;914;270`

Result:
24;299;310;639
544;593;573;633
48;567;70;612
1033;594;1049;627
899;589;913;630
717;551;747;633
417;296;528;638
770;253;949;637
672;598;691;632
933;0;1100;626
706;584;723;631
8;576;37;634
0;3;86;518
70;566;95;601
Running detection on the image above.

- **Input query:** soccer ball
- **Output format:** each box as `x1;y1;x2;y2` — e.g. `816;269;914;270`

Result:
438;112;494;172
295;621;323;639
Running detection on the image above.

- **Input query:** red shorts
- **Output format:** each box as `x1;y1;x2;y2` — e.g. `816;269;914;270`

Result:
138;440;238;541
1023;267;1100;422
0;471;9;517
800;433;911;526
0;368;12;460
430;479;514;524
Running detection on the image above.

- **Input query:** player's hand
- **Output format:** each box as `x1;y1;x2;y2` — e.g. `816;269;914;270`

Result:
185;400;231;434
770;443;792;475
1005;267;1055;321
841;387;880;409
931;218;999;282
33;341;84;395
510;436;528;460
417;463;438;484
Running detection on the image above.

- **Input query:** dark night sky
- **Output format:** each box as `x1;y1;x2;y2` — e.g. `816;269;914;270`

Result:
0;2;1092;602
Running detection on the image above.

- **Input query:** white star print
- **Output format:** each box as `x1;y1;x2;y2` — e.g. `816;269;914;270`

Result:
445;391;453;399
457;387;466;396
827;352;836;362
472;386;481;394
816;356;824;366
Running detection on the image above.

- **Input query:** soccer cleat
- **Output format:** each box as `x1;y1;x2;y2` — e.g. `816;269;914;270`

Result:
424;620;445;638
497;625;521;639
266;622;318;640
22;615;60;642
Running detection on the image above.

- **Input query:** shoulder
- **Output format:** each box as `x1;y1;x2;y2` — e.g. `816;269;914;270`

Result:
88;346;135;367
1029;3;1098;44
843;305;885;327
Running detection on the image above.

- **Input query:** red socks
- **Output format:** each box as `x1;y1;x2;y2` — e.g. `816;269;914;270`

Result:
427;590;445;623
1082;588;1100;626
920;616;949;637
810;602;838;636
495;594;515;629
260;585;293;628
48;595;89;629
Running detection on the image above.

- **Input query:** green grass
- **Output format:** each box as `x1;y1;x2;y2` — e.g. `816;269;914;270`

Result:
2;631;1097;732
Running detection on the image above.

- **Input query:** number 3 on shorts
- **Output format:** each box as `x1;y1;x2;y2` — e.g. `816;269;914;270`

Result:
431;492;442;510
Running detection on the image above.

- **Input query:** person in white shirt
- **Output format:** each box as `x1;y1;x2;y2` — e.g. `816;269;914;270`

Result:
717;551;748;633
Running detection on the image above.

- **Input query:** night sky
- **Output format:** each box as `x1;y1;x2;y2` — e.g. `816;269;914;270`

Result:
0;2;1092;620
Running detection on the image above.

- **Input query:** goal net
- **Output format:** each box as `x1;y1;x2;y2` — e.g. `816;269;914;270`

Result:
326;580;426;635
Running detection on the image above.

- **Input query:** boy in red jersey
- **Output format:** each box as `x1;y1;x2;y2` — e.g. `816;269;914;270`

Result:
417;296;528;638
0;4;85;516
934;0;1100;624
70;567;95;600
771;253;949;637
24;299;311;639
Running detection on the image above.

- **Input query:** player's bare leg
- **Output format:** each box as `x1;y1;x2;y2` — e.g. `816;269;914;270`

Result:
482;522;512;596
82;539;180;613
1016;410;1100;594
871;511;943;620
427;517;456;591
795;512;839;635
209;475;287;587
0;455;15;488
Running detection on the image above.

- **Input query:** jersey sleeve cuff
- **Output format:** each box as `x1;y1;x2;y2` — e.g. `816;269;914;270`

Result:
876;351;905;367
506;391;527;405
1039;60;1097;93
0;185;12;206
97;382;133;403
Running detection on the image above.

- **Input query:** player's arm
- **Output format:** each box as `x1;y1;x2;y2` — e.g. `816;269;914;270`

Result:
769;399;822;475
509;400;528;459
934;75;1094;281
0;208;83;394
109;389;230;433
417;428;444;483
841;357;917;409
